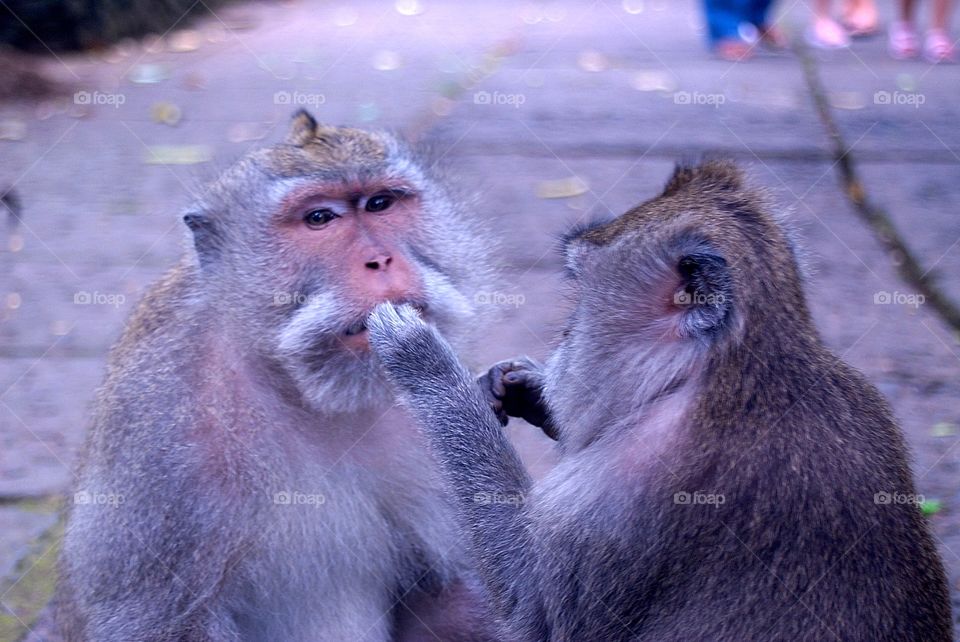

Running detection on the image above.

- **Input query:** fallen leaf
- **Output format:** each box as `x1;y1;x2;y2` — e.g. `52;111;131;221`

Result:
536;176;589;199
920;499;942;516
129;64;169;84
151;102;182;126
578;50;607;72
144;145;212;165
227;122;272;143
168;29;202;53
372;50;401;71
931;422;958;437
0;119;26;140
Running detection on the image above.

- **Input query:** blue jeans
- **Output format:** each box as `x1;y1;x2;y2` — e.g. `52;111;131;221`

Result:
703;0;775;45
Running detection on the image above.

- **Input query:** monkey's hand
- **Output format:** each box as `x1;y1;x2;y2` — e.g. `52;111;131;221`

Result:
368;302;478;410
478;359;558;440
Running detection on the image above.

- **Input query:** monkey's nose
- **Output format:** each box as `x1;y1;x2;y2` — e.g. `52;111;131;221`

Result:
364;254;393;270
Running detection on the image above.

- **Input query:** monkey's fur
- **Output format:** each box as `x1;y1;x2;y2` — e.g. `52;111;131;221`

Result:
368;161;953;641
55;112;495;641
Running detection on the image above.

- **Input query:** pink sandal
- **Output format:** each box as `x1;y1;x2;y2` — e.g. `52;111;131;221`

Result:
806;17;851;49
924;29;956;64
888;21;920;59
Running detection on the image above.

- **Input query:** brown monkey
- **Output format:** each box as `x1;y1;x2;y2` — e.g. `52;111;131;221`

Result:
54;110;495;641
368;160;953;641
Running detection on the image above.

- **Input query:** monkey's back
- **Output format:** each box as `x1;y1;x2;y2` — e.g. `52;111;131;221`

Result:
54;262;249;638
662;350;951;641
527;348;951;642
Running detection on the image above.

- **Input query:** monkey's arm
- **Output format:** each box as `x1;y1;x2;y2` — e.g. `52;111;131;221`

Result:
368;303;548;639
479;358;558;440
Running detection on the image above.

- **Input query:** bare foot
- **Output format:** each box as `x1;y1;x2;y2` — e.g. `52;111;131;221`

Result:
715;39;753;61
759;24;788;49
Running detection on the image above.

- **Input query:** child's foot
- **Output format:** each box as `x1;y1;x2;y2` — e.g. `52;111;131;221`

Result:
806;17;851;49
888;21;920;59
924;29;956;63
758;24;788;49
842;2;879;37
715;38;753;61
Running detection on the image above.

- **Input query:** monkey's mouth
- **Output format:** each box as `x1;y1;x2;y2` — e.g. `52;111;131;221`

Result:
342;302;427;337
344;320;369;337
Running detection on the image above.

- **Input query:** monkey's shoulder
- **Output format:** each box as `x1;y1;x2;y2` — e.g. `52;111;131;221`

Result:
104;261;207;368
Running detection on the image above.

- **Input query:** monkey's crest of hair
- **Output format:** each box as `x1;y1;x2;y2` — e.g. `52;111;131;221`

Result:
253;108;394;177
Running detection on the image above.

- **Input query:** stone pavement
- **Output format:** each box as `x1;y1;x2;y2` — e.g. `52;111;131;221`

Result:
1;0;959;638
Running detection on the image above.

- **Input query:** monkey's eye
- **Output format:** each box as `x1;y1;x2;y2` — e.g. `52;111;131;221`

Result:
365;192;396;213
304;208;339;229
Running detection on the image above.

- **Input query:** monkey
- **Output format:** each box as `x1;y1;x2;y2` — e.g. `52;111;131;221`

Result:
53;109;497;641
367;160;953;642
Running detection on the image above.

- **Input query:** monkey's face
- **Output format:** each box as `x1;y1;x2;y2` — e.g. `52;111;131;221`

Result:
265;181;476;414
188;110;486;413
269;180;436;348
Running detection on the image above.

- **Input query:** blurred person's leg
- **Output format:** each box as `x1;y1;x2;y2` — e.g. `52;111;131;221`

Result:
746;0;788;48
925;0;956;61
842;0;880;36
808;0;852;48
899;0;918;21
889;0;920;58
703;0;755;60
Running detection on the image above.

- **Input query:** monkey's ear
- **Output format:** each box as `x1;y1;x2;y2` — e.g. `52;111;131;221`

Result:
183;210;220;267
663;161;744;197
285;109;318;146
672;251;732;338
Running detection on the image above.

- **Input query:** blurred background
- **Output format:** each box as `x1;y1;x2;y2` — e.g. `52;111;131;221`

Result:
1;0;959;638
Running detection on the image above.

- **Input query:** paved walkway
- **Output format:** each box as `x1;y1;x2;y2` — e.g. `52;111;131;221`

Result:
1;0;959;638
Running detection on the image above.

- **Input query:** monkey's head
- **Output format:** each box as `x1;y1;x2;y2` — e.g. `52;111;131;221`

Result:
183;110;490;413
544;160;810;441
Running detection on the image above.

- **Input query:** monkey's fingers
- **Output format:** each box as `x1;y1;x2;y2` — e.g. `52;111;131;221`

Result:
495;365;557;439
487;363;509;399
481;360;541;428
476;369;510;426
369;302;475;405
368;302;432;369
